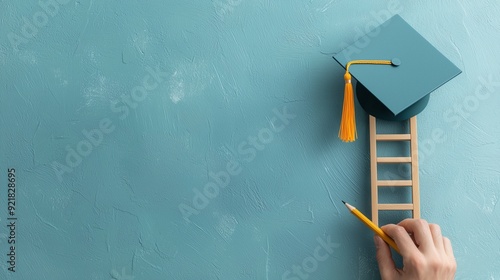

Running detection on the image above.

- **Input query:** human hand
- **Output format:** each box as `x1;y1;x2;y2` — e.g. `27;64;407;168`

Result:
374;219;456;280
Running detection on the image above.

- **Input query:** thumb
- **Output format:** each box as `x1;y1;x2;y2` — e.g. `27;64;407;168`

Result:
374;235;398;280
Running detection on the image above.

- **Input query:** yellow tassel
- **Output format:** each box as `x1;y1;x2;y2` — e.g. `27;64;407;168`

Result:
339;73;357;142
338;59;393;142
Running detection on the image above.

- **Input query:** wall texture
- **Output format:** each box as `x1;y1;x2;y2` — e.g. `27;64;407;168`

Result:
0;0;499;279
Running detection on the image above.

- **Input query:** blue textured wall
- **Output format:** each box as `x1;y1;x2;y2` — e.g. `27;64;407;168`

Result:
1;0;499;279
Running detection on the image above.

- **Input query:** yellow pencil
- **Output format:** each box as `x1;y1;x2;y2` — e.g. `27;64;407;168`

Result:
342;201;400;253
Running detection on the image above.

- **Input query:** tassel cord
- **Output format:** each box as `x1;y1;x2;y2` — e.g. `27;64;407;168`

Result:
338;59;392;142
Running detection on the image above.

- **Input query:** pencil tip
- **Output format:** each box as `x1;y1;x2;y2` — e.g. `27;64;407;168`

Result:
342;200;346;204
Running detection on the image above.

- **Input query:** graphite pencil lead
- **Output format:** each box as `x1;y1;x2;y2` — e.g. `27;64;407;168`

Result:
342;200;346;204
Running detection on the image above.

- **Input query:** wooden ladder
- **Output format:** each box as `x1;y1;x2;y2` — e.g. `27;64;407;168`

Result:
369;115;420;226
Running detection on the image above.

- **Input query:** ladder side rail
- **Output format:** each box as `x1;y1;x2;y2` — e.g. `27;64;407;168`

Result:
369;115;379;225
410;116;421;219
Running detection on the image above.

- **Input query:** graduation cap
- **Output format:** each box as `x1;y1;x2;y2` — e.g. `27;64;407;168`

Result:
333;15;461;142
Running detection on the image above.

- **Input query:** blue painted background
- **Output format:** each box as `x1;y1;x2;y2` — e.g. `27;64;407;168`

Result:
1;0;499;279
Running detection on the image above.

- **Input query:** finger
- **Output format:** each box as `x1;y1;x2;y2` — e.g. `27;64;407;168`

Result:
397;219;435;252
374;235;399;280
429;223;444;251
381;224;419;256
443;237;455;258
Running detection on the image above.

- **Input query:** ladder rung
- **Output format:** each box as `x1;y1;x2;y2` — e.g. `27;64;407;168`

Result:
377;180;412;187
377;157;412;163
376;134;411;141
378;203;414;210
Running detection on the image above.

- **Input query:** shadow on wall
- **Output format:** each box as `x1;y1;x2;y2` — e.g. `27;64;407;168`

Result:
310;60;346;151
